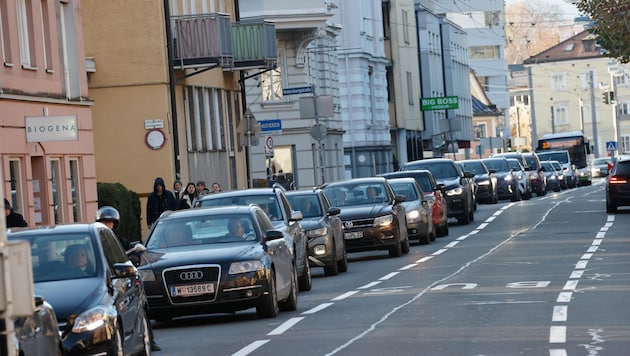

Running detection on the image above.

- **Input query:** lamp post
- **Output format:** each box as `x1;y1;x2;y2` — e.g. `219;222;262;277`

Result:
608;61;623;153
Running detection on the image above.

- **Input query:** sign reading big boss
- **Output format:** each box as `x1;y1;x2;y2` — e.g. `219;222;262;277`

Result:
420;96;459;111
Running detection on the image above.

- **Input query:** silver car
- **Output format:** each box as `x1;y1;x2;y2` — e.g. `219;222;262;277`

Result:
506;158;532;200
387;177;435;245
591;157;612;177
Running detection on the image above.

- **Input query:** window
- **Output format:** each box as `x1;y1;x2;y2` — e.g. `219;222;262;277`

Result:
41;0;53;71
0;0;12;64
484;11;500;27
402;10;409;44
50;159;63;224
185;86;227;152
262;49;286;102
406;71;414;105
99;228;128;268
69;158;82;222
551;73;567;92
475;123;487;139
469;46;500;60
622;135;630;154
9;159;25;214
553;106;569;126
17;0;35;68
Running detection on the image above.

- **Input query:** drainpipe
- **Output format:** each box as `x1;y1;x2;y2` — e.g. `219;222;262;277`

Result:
164;0;181;179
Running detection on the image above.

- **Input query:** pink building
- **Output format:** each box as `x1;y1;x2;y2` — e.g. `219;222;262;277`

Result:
0;0;98;225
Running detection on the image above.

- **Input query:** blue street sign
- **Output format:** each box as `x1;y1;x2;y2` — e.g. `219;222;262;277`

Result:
282;86;313;95
259;119;282;134
606;141;617;151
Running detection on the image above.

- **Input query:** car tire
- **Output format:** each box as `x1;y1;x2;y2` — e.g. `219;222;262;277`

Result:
113;323;124;356
324;242;339;277
606;197;617;213
457;204;470;225
511;184;520;202
401;232;410;254
337;245;348;273
428;226;436;242
138;311;151;356
279;264;298;311
257;269;279;318
388;232;403;257
419;229;431;245
298;255;312;292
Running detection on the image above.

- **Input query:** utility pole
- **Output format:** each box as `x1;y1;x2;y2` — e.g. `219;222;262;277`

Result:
312;85;326;185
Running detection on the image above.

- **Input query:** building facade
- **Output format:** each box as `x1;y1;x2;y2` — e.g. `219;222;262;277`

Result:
1;0;98;225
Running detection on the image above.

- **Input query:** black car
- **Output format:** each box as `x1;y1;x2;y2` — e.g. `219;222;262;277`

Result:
401;158;475;225
13;296;63;356
8;223;151;356
195;186;312;291
459;159;498;204
540;160;562;192
136;205;298;320
286;189;348;276
482;158;519;201
321;177;409;258
606;156;630;213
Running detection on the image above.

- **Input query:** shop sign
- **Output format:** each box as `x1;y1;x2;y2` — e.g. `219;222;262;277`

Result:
25;115;78;142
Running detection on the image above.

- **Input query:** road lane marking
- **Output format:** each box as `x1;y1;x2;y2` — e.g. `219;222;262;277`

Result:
575;260;588;269
595;231;606;239
302;303;334;315
549;349;567;356
552;306;568;321
379;272;400;280
592;239;602;245
563;280;579;290
416;256;433;263
586;246;598;253
398;263;417;270
358;281;381;289
267;317;304;335
580;253;593;260
445;241;459;248
556;292;572;303
549;326;567;343
232;340;270;356
432;248;447;255
331;290;359;301
569;270;584;279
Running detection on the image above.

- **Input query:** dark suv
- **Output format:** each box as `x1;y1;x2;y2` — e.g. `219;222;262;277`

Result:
606;156;630;213
401;158;475;225
195;185;312;291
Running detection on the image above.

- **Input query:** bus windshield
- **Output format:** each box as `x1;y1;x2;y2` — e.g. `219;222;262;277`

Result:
536;133;589;169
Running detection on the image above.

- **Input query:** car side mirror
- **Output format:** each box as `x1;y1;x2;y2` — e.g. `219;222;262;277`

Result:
264;230;284;242
327;207;341;216
112;262;137;279
290;210;303;221
394;195;405;204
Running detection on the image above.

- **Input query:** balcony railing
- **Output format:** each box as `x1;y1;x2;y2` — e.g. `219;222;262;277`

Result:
231;21;277;70
172;13;234;69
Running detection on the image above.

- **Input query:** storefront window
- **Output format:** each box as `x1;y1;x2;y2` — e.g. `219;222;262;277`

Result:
50;159;63;224
9;159;24;213
69;159;82;222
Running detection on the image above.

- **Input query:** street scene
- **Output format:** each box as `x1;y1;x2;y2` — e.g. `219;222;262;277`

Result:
1;0;629;355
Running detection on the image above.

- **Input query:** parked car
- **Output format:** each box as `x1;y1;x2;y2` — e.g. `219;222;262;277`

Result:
321;177;409;258
591;157;612;177
387;177;435;245
401;158;475;225
135;205;298;320
482;158;519;201
7;223;152;356
506;158;533;200
540;160;562;192
606;156;630;213
13;296;63;356
286;189;348;276
459;159;498;204
195;185;312;291
379;170;449;237
523;152;547;196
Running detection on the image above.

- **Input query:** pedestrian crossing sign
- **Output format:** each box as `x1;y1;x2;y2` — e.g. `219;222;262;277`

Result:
606;141;617;151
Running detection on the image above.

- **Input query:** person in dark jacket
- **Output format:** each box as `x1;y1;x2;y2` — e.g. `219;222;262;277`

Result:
4;198;28;228
146;177;178;227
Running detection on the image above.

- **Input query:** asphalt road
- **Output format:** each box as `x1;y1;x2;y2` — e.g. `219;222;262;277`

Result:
153;178;630;356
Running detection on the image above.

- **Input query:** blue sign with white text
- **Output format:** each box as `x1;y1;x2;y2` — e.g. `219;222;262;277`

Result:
259;119;282;133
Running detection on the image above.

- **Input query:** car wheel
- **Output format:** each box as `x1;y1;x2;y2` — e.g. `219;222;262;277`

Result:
606;198;617;213
388;231;403;257
401;232;410;254
457;204;470;225
279;264;298;311
419;228;431;245
337;244;348;273
138;310;151;356
113;323;124;356
257;269;279;318
298;255;312;292
324;242;339;277
428;226;436;242
511;185;520;202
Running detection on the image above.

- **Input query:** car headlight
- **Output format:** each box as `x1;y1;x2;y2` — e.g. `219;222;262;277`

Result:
139;269;156;282
549;175;557;180
306;226;328;238
504;175;513;181
72;306;114;333
477;180;490;186
406;209;420;222
229;260;263;274
445;187;463;196
373;215;393;227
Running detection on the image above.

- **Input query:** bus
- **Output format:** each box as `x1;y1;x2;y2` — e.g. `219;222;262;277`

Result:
536;131;592;186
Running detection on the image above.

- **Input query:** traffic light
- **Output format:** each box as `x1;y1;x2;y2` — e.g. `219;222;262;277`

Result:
609;91;615;104
602;91;610;104
506;138;512;152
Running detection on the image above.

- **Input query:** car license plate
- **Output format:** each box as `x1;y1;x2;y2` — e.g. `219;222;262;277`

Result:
344;231;363;240
170;283;215;297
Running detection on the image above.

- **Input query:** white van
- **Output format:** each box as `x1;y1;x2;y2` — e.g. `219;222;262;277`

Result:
536;150;577;188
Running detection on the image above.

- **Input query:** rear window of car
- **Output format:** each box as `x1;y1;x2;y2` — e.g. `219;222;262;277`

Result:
615;161;630;175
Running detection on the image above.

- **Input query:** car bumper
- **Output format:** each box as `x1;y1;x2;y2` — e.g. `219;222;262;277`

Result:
342;226;397;253
496;181;514;199
307;235;335;267
444;195;466;217
61;322;118;356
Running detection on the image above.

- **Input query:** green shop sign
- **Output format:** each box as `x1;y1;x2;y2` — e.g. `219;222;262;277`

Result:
421;96;459;111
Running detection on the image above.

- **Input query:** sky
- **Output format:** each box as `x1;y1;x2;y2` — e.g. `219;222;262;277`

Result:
506;0;581;18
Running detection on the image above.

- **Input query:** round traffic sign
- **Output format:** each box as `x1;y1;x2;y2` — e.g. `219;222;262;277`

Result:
265;136;274;150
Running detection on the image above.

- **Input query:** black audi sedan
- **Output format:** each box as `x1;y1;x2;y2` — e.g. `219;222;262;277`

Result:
606;156;630;213
321;177;409;258
7;223;151;356
136;205;298;321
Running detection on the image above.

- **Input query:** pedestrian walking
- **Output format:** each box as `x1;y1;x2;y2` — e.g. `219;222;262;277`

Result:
146;177;178;227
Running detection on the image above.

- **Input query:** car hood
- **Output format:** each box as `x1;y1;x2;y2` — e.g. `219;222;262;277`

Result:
298;217;324;230
338;204;392;220
141;243;265;270
435;177;461;189
35;278;106;321
475;174;490;182
492;171;511;179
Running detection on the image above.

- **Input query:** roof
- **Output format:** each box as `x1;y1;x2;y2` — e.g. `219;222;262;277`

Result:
524;30;603;65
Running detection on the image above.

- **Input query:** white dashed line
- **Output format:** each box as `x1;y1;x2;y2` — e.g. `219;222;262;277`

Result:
556;292;572;303
302;303;334;315
416;256;434;263
399;263;417;270
267;317;304;336
569;270;584;279
552;306;568;322
549;326;567;343
358;281;381;289
580;253;593;260
232;340;270;356
549;349;568;356
379;272;400;280
445;241;459;248
563;280;579;290
575;260;588;269
432;248;447;256
331;291;359;301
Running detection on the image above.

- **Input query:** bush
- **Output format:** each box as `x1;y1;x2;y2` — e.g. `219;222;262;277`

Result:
97;182;142;242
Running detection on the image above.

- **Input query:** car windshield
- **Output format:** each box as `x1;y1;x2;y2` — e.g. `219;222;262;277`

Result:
324;182;388;206
405;162;457;179
541;162;553;171
286;195;322;218
537;152;569;164
524;156;537;168
13;233;98;283
146;213;258;249
593;158;609;165
507;159;523;170
462;161;486;175
551;161;562;170
197;194;282;221
390;182;419;201
483;159;510;173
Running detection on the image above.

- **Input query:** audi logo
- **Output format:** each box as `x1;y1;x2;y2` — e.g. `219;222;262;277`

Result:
343;221;353;229
179;271;204;280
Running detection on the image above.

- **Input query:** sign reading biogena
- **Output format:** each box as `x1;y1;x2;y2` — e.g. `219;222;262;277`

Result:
25;115;78;142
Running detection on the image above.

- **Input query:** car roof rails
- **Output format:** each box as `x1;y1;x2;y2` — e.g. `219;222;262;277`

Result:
271;182;286;192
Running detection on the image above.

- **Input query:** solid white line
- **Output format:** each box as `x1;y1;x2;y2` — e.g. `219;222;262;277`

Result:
575;260;588;269
587;246;598;253
552;305;568;322
267;317;304;335
357;281;381;289
331;290;359;301
556;292;572;303
549;326;567;343
432;248;447;256
581;253;593;260
302;303;334;315
232;340;270;356
416;256;434;263
569;270;584;279
563;280;579;291
379;272;400;280
445;241;459;248
549;349;568;356
592;239;603;246
398;263;417;270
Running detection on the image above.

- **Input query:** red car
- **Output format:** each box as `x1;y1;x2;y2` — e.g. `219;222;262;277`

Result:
380;170;449;237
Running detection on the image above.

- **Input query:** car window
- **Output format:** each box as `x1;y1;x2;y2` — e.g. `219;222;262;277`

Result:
614;161;630;175
391;182;419;201
483;159;509;172
99;228;128;268
463;162;486;175
420;162;457;179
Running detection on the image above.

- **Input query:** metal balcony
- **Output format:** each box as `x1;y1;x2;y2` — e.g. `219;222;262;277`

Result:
231;21;277;70
172;13;234;69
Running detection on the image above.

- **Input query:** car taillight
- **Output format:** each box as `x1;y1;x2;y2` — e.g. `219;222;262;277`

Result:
609;176;628;184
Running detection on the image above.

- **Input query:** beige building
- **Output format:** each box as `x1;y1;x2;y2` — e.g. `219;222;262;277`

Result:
82;0;275;233
1;0;98;225
524;30;630;157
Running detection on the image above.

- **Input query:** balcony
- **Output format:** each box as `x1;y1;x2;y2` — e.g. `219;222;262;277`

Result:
172;13;234;69
231;21;277;70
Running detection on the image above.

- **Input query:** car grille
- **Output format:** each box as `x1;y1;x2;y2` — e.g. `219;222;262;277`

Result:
163;265;220;304
343;217;374;229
